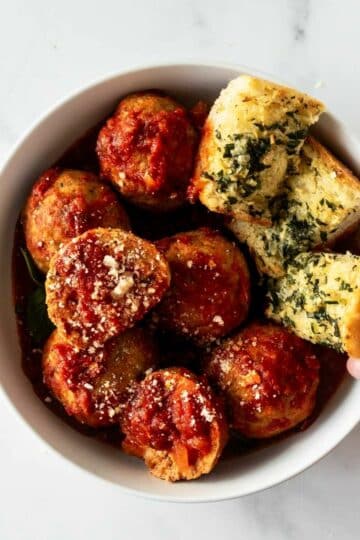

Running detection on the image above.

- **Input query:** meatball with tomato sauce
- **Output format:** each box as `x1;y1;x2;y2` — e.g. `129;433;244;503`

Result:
23;168;130;273
121;367;228;481
96;92;198;211
43;327;157;427
153;228;251;345
46;228;170;348
204;322;320;438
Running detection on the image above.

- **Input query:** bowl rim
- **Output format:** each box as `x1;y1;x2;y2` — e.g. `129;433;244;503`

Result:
1;61;359;503
3;385;359;504
0;59;307;175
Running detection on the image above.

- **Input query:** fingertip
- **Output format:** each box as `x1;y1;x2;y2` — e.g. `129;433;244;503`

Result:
346;357;360;379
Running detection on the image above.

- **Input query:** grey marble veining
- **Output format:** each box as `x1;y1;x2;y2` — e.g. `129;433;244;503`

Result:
292;0;310;42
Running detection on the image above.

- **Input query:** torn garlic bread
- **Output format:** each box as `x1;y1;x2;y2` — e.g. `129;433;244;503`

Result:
230;137;360;277
266;252;360;356
191;75;324;224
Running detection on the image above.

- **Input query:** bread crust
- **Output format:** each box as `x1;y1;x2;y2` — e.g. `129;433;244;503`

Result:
307;136;359;187
343;289;360;357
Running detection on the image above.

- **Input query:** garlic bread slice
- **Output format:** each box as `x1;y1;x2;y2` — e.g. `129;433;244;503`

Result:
192;75;324;224
266;252;360;356
230;137;360;277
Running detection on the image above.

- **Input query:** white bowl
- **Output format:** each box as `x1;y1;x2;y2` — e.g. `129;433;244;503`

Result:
1;63;359;502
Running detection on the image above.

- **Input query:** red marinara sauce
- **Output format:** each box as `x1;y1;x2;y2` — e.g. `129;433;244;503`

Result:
205;322;320;439
96;92;198;210
46;228;170;348
12;109;348;456
121;368;227;465
154;228;251;345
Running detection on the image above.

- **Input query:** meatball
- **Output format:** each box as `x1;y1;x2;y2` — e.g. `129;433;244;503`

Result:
204;322;320;438
23;168;130;273
96;92;198;211
153;228;251;345
43;327;157;427
46;228;170;348
121;367;228;481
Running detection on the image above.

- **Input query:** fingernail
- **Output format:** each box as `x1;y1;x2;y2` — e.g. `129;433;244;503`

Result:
346;357;360;379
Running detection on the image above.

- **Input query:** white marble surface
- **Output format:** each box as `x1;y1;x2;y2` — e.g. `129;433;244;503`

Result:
1;1;360;538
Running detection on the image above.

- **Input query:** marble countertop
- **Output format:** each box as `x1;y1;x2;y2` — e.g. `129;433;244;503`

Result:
1;1;360;538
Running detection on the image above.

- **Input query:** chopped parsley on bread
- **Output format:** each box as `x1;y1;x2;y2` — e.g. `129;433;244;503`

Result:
191;75;324;224
230;137;360;277
266;252;360;356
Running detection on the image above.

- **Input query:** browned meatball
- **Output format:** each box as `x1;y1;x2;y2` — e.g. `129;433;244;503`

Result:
46;228;170;348
121;367;228;481
23;168;130;273
96;92;198;211
204;322;320;438
42;327;157;427
153;228;251;345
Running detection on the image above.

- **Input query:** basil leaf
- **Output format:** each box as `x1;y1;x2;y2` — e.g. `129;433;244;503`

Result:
26;286;54;344
20;247;43;286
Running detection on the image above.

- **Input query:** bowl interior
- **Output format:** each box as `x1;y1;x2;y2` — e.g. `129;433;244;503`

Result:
1;63;359;502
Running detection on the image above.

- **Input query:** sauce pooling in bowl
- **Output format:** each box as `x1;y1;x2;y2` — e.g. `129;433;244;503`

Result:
12;106;348;465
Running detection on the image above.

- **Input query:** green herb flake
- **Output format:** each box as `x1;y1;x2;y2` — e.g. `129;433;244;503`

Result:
20;248;43;287
324;199;337;211
26;285;55;345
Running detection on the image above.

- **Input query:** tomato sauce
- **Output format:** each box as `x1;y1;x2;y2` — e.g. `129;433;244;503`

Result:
12;115;348;458
121;368;220;465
